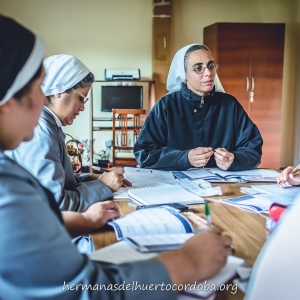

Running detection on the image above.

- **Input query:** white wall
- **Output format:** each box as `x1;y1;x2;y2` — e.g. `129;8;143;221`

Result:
0;0;153;164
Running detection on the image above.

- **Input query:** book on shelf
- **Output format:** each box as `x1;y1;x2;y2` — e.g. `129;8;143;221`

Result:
127;184;204;206
173;168;279;183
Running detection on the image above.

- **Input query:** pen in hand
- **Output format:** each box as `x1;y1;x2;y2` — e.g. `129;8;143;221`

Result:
291;164;300;174
204;202;212;226
278;163;300;184
204;202;235;253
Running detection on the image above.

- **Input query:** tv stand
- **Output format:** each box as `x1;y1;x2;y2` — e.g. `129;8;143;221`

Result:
89;79;155;166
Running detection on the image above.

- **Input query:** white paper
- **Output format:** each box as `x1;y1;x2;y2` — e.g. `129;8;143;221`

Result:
127;233;194;247
124;167;177;185
89;241;157;264
108;207;193;240
221;195;272;213
184;256;244;298
179;178;222;197
236;266;252;280
192;179;212;189
251;184;300;206
240;187;262;195
180;169;220;180
174;168;279;182
211;168;279;177
128;184;204;205
113;182;171;199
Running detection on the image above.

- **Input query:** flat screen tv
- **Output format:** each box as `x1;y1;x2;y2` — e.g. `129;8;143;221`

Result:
101;86;143;112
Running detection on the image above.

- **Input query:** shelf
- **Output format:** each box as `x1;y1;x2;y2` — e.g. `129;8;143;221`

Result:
94;79;155;83
93;126;142;131
89;80;155;166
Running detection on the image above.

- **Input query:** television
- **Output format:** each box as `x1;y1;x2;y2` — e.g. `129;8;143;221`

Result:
101;86;143;112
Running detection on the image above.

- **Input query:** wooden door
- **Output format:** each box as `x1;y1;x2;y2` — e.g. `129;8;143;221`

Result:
204;23;285;169
250;24;285;168
204;23;252;112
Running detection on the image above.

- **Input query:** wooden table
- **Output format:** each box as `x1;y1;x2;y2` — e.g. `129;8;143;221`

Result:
92;183;269;299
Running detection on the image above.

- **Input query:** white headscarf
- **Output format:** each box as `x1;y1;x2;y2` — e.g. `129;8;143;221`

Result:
0;15;45;106
166;44;225;93
41;54;90;96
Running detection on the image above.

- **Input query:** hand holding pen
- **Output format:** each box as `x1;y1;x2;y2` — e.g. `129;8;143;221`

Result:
188;147;214;168
204;202;234;253
205;202;212;226
277;164;300;187
98;167;132;192
214;148;234;170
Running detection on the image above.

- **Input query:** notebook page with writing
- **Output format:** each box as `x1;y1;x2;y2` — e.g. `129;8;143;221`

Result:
182;256;244;299
128;185;204;206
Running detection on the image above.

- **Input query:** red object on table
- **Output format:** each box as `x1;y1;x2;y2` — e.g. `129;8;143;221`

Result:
269;203;288;222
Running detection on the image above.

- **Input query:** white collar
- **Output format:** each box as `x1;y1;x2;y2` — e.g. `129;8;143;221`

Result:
44;106;62;128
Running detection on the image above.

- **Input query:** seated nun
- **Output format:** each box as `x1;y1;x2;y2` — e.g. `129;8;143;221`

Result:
0;15;232;299
6;55;129;252
7;54;130;213
134;44;263;171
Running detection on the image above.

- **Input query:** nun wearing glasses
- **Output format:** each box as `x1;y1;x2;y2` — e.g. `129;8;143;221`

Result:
7;54;127;213
134;44;263;171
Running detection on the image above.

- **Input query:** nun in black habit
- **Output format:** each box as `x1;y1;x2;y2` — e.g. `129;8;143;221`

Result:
134;44;263;171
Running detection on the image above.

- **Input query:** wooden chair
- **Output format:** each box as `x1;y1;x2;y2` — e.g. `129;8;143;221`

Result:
112;108;147;167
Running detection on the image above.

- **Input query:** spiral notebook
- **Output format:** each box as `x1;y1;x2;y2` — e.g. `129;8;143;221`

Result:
127;185;204;206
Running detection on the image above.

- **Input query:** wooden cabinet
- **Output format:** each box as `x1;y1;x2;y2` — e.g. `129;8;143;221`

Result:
152;0;172;100
204;23;285;169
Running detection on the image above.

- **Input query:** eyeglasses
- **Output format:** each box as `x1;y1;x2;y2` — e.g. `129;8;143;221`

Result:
72;88;89;104
187;63;219;74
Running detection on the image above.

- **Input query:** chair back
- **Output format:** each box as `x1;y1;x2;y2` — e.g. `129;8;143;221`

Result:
112;109;147;167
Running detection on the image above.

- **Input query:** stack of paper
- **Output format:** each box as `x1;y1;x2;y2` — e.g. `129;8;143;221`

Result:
113;167;178;199
223;184;300;213
127;185;204;206
220;195;272;213
173;168;279;183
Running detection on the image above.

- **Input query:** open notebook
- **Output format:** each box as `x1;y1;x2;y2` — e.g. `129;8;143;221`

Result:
221;184;300;213
90;241;244;299
108;206;197;252
173;168;279;183
127;185;204;206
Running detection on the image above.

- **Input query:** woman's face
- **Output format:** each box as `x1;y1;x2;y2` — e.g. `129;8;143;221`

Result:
0;67;47;150
185;49;216;97
49;85;91;126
